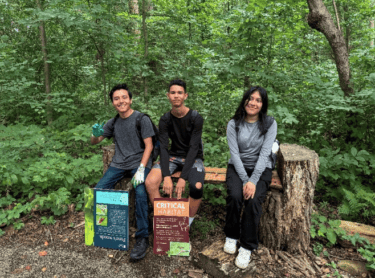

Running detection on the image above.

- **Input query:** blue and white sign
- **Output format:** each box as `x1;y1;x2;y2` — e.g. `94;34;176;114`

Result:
93;188;129;251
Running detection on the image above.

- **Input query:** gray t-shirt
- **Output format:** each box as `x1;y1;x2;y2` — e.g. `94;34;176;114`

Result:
227;118;277;185
103;110;155;170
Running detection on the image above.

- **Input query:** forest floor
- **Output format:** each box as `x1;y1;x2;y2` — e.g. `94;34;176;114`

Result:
0;199;373;278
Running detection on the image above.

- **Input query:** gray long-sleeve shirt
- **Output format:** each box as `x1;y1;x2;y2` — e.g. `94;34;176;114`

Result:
227;118;277;185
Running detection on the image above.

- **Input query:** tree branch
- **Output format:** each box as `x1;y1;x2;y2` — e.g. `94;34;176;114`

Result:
306;0;353;96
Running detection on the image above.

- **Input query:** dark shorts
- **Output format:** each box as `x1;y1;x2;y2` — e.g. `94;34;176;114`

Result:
153;156;205;199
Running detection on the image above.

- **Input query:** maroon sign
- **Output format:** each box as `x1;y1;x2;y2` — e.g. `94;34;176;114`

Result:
153;198;189;255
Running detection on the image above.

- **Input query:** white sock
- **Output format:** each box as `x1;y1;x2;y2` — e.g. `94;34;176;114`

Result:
189;217;194;227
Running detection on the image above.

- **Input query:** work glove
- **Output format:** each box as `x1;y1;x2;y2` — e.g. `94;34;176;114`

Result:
131;164;145;188
272;139;280;154
92;122;105;137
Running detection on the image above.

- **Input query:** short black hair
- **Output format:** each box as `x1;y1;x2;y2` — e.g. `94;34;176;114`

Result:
108;84;132;102
168;79;186;93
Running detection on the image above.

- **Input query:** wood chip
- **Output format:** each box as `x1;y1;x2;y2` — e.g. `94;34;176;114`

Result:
11;268;24;274
39;251;47;256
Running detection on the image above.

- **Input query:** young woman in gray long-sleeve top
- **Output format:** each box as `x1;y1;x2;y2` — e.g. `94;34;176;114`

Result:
223;86;278;269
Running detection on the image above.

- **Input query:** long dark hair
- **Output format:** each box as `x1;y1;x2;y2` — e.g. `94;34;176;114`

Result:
232;86;269;135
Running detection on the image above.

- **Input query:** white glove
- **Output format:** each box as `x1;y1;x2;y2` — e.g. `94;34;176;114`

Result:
272;139;279;154
131;164;145;188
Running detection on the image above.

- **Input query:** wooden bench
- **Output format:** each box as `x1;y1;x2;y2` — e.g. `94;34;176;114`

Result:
171;167;282;190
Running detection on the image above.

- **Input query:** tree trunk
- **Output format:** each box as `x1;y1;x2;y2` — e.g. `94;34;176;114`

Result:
259;144;319;254
343;4;350;54
99;48;107;106
129;0;141;39
36;0;52;125
371;20;374;47
142;0;149;99
306;0;354;96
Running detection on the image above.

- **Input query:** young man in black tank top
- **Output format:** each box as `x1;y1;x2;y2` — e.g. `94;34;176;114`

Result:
145;79;205;227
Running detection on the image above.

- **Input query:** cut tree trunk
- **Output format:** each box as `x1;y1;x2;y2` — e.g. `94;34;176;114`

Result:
101;144;136;227
259;144;319;254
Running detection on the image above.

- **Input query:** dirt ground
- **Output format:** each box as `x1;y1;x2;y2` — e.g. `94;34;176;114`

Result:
0;201;373;278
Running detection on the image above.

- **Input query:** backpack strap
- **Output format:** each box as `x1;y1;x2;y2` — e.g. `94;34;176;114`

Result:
108;113;120;144
190;110;198;129
135;112;146;148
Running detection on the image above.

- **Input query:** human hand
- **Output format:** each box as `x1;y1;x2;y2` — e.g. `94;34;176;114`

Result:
243;181;256;200
92;122;105;137
163;177;173;198
131;164;145;188
272;139;279;154
175;178;186;199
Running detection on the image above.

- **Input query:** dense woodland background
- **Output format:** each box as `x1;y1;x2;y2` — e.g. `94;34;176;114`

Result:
0;0;374;258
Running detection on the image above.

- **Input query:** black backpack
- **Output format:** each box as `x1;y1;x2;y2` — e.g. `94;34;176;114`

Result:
109;112;160;163
164;110;204;156
235;115;278;169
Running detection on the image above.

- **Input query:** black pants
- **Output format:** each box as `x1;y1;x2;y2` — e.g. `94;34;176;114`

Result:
224;164;272;251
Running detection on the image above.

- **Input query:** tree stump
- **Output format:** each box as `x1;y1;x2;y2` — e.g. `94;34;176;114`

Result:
259;143;319;254
101;144;136;227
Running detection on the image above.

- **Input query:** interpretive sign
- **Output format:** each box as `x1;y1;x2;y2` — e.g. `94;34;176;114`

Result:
84;187;129;251
153;198;189;255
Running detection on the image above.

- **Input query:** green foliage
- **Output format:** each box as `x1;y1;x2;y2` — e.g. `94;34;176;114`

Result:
310;213;346;245
203;183;226;206
41;216;56;225
358;244;375;271
312;242;324;256
191;216;219;240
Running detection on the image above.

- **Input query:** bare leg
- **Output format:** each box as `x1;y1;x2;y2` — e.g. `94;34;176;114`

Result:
145;168;163;207
189;182;202;217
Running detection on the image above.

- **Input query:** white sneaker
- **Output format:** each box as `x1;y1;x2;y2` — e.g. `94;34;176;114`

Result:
223;237;237;254
235;247;251;269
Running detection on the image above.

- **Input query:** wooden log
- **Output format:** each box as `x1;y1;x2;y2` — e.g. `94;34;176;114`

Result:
101;144;136;227
259;144;319;254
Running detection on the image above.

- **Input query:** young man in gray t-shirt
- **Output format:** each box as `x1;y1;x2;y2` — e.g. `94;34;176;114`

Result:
91;84;154;261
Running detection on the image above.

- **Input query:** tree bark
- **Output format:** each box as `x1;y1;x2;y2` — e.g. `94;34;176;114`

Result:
36;0;52;125
142;0;149;98
259;144;319;254
371;20;374;47
129;0;141;39
306;0;354;96
99;47;107;106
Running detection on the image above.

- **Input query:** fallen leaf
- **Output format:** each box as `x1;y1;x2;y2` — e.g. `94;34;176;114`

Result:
160;268;166;277
322;268;330;273
39;251;47;256
25;265;32;271
44;241;49;246
188;270;203;278
41;267;47;272
173;268;180;274
11;268;24;274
